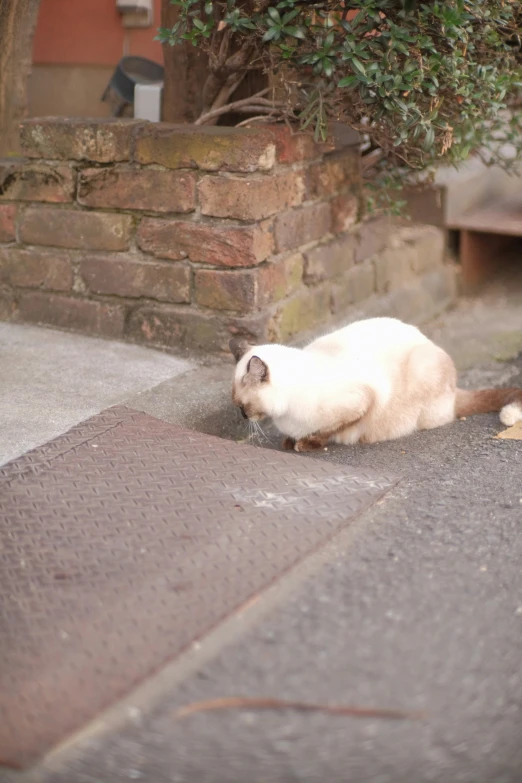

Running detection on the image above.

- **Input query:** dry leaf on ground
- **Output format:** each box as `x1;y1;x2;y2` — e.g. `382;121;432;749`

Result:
496;421;522;440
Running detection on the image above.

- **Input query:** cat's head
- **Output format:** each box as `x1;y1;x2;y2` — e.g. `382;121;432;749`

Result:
229;338;269;421
229;338;288;421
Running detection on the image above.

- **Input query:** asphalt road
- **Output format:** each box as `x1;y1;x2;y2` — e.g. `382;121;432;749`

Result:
10;354;521;783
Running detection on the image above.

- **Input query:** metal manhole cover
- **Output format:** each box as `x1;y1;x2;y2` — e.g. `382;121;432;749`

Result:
0;406;398;769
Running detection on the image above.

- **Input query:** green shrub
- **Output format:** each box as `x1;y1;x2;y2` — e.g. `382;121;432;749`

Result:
158;1;522;201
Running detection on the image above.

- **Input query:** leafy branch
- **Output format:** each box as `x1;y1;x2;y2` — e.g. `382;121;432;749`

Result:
158;0;522;196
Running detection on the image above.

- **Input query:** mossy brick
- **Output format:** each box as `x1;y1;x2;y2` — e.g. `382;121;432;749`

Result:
80;255;190;303
134;125;276;173
271;286;331;342
78;168;196;214
19;207;133;251
0;161;74;203
0;247;73;292
133;123;320;172
137;218;274;266
195;269;257;312
19;118;144;162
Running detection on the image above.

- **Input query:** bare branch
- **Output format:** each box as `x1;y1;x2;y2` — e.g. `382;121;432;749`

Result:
235;115;278;127
231;105;283;115
195;87;274;125
222;40;255;74
218;27;231;64
361;149;383;170
200;72;246;124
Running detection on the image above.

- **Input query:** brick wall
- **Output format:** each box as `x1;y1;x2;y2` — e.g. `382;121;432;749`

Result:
0;118;455;352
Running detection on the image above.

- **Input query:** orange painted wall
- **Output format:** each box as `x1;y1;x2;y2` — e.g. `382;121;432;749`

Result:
33;0;164;66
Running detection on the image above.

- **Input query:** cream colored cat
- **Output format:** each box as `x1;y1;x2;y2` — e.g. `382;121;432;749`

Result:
230;317;522;452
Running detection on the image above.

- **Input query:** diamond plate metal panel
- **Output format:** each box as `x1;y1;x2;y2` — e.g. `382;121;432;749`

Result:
0;406;398;769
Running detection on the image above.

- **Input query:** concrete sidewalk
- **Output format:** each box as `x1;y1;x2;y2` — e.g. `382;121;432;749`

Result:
0;323;193;466
1;266;522;783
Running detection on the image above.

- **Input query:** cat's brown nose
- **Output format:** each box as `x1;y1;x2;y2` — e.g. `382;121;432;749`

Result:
239;405;248;419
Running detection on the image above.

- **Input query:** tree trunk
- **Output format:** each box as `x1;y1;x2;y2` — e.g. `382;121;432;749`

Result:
161;0;209;123
0;0;41;156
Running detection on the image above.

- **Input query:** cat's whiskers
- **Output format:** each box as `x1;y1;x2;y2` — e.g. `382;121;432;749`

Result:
252;419;274;446
247;419;258;444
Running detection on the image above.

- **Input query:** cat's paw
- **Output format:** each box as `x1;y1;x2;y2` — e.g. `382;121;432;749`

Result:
282;437;296;450
294;436;324;452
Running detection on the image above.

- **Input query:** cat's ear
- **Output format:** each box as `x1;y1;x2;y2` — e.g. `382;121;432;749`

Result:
229;338;251;363
247;355;269;383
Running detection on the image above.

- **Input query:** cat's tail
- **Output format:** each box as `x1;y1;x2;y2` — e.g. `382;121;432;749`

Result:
455;388;522;426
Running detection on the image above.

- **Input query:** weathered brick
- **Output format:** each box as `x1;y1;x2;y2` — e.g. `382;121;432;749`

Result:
400;225;445;273
136;218;186;261
307;148;360;199
0;248;73;291
385;283;429;323
127;306;226;351
133;123;320;172
127;307;271;353
0;205;16;242
374;244;415;294
331;192;359;234
226;311;271;347
266;125;320;164
199;171;305;221
274;202;331;254
0;288;16;320
134;125;276;172
0;161;74;204
323;122;361;151
304;234;357;284
19;208;133;251
258;253;303;305
80;255;190;303
195;269;256;312
330;259;376;313
78;168;196;214
137;218;274;266
20;118;144;162
361;267;456;326
422;266;457;312
270;285;331;342
355;216;391;263
402;185;445;227
18;291;126;338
